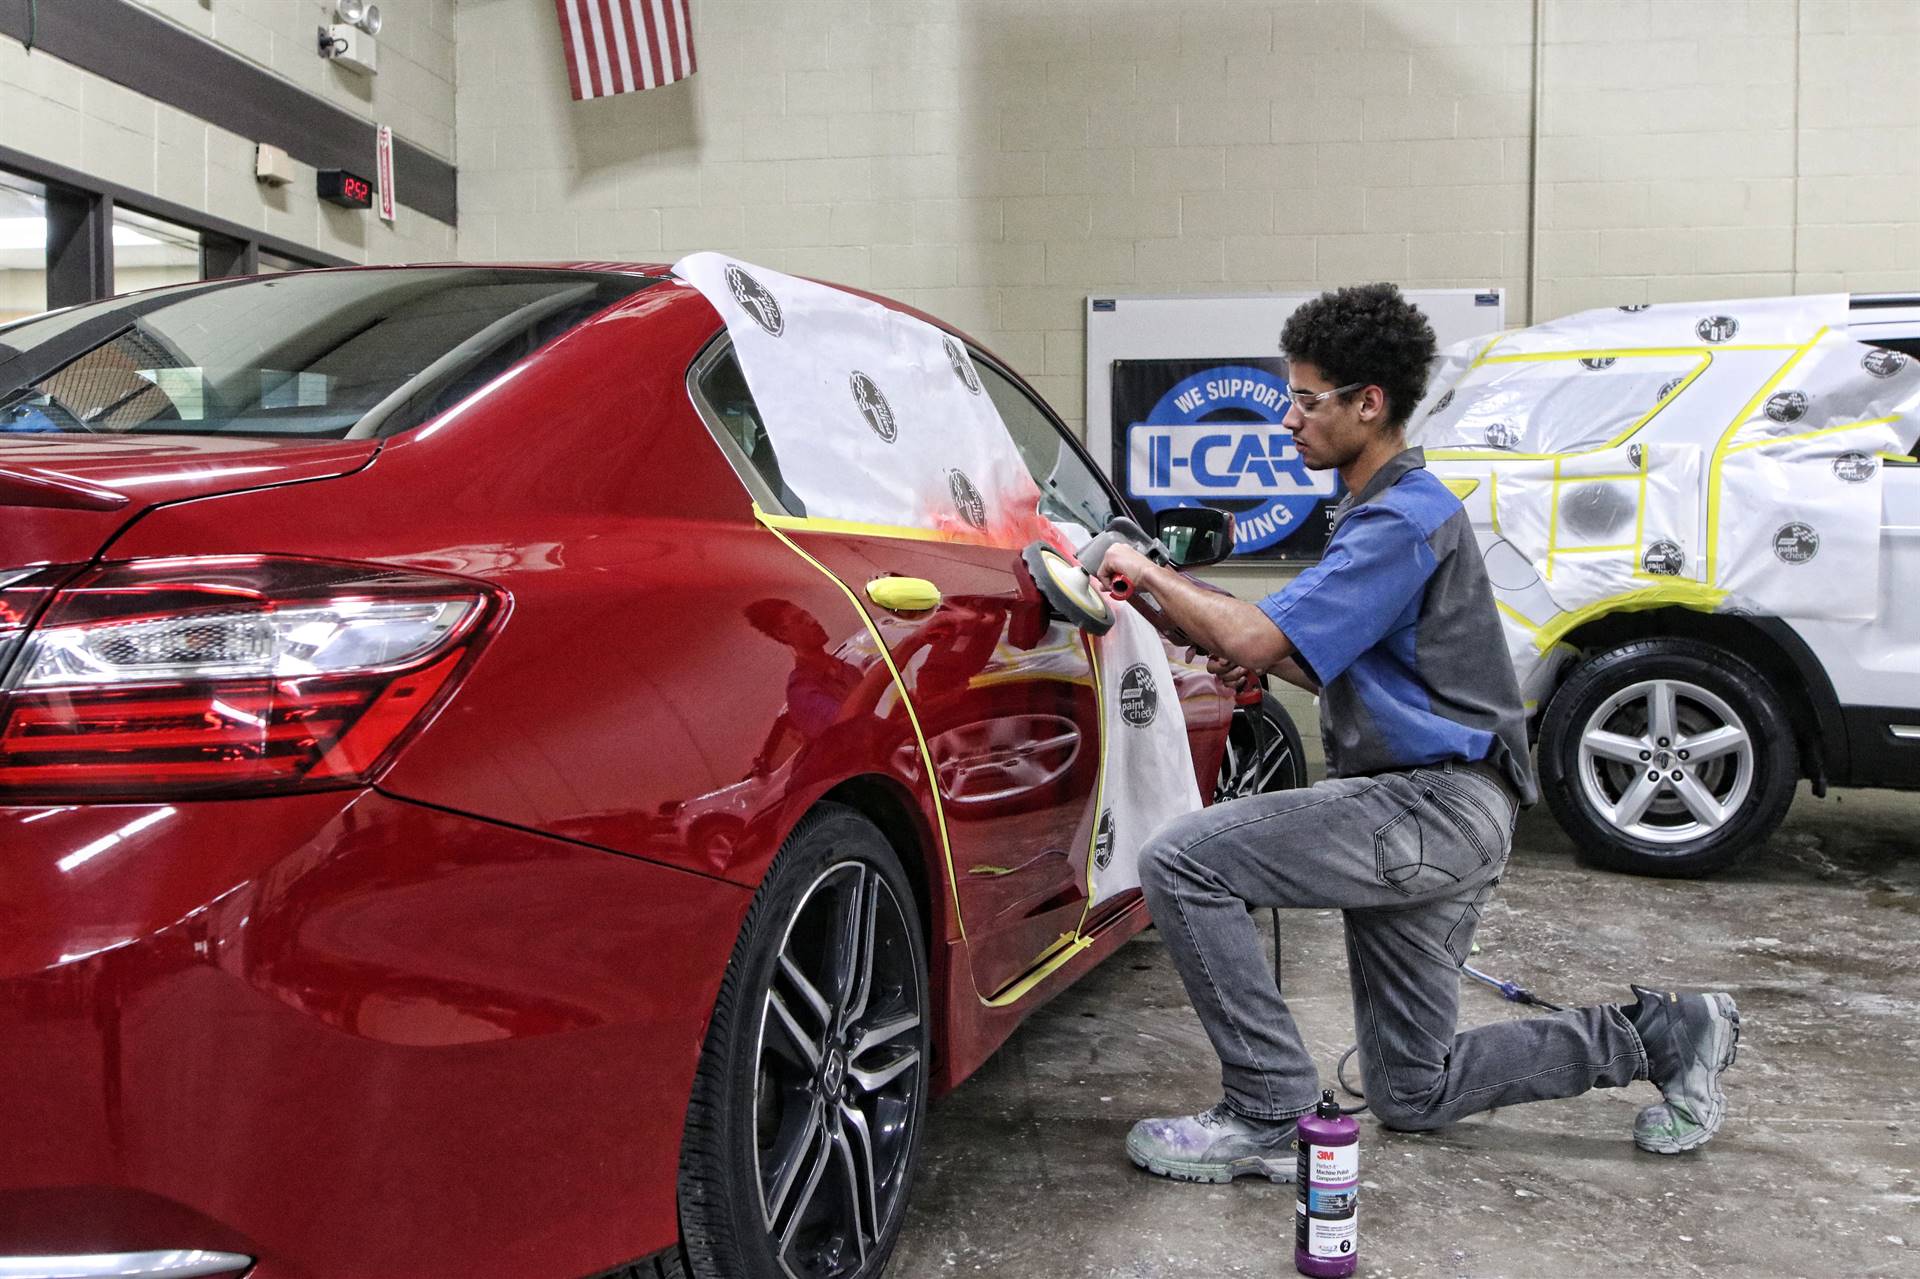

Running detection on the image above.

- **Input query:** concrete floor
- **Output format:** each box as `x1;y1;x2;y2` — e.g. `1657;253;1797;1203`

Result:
894;770;1920;1278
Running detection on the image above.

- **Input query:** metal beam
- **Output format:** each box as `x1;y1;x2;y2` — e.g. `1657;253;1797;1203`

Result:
44;186;110;309
200;233;259;281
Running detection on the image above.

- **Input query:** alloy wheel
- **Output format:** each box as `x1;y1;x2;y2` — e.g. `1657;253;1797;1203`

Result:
1214;702;1302;802
1575;678;1754;845
753;861;923;1279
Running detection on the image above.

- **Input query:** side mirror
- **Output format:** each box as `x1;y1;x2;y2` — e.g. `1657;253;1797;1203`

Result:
1154;506;1235;568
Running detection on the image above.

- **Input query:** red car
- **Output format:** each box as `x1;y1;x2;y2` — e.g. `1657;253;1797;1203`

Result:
0;265;1301;1279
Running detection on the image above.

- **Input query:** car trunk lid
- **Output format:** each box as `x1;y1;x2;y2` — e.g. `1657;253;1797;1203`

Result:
0;433;378;566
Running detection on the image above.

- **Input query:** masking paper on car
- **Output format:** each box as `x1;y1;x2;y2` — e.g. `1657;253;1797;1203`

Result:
675;252;1061;549
1089;599;1202;907
678;254;1200;914
1413;294;1920;693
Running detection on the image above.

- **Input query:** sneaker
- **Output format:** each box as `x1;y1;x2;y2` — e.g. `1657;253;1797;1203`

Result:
1125;1102;1297;1183
1626;984;1741;1154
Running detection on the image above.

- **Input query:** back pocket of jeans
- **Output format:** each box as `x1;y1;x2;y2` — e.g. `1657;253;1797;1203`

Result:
1373;801;1466;897
1424;784;1494;868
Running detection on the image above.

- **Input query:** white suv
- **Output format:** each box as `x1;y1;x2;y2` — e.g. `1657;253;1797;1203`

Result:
1421;293;1920;876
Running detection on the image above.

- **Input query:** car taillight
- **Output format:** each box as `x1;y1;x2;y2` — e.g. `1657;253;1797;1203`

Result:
0;556;496;801
0;565;75;677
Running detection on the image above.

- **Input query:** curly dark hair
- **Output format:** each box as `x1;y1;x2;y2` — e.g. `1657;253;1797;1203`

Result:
1279;283;1438;429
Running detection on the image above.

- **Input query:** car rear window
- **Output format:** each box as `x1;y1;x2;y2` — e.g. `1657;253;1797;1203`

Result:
0;268;656;440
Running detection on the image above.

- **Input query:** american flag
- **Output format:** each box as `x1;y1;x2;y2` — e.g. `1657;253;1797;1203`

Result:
553;0;696;101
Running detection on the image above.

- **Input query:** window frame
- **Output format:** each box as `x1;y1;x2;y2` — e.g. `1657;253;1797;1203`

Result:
0;143;338;316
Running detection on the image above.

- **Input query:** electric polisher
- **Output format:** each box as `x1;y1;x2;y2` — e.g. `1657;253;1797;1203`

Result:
1019;516;1173;637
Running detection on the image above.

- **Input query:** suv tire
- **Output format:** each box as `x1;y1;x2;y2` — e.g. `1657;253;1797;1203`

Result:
1539;638;1797;877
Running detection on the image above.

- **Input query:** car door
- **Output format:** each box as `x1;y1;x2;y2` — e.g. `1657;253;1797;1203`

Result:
1794;330;1920;783
972;351;1235;839
690;341;1104;1002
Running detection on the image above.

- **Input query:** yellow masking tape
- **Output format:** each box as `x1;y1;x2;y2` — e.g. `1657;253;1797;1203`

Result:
1479;345;1794;364
980;934;1094;1008
1495;599;1542;633
1073;633;1110;939
754;509;970;946
1544;457;1562;579
1431;351;1715;462
1531;584;1729;654
1630;437;1652;579
1704;328;1829;584
759;506;1118;1009
1442;477;1481;499
758;509;976;545
1725;415;1900;456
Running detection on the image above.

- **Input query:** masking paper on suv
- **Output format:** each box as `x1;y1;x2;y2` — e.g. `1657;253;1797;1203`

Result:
1413;295;1920;702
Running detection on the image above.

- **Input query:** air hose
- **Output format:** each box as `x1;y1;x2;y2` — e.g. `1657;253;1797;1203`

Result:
1271;913;1566;1113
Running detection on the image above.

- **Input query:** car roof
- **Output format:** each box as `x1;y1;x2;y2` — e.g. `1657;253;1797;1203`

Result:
1849;293;1920;344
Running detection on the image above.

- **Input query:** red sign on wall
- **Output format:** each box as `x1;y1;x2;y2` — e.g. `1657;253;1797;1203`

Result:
376;125;396;225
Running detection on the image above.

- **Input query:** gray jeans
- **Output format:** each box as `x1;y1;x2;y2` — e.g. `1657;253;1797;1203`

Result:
1139;761;1648;1128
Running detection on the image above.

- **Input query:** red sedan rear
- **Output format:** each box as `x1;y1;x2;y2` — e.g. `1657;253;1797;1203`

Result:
0;265;1265;1279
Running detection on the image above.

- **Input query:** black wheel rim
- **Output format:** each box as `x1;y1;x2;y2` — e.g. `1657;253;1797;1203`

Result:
1214;702;1301;802
753;861;923;1279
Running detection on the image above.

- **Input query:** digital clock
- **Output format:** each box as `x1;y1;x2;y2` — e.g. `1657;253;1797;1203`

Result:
317;168;374;209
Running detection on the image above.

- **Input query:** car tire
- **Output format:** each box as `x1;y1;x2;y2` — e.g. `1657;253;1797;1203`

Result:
679;803;929;1279
1538;638;1797;877
1213;689;1309;803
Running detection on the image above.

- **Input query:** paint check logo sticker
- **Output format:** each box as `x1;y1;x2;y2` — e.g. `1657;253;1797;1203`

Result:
1119;664;1158;727
1093;809;1115;871
725;264;783;337
1696;316;1739;343
850;372;898;443
947;469;987;529
944;336;982;395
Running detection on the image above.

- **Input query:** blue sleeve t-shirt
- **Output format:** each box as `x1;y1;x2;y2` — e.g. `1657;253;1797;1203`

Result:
1257;448;1538;805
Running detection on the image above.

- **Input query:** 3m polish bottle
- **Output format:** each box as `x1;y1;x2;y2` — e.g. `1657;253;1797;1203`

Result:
1294;1089;1358;1277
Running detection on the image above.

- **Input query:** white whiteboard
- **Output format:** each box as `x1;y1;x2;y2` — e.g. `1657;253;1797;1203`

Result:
1085;289;1508;467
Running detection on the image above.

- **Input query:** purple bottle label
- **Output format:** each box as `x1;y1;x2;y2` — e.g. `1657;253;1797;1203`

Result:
1295;1141;1359;1268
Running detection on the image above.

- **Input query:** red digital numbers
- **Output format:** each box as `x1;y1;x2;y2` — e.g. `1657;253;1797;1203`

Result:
317;169;374;209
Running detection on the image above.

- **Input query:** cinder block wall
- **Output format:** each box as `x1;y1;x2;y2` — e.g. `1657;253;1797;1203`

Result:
458;0;1920;435
0;0;458;264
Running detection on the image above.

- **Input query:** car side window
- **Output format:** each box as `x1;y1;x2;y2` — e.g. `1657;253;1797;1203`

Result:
975;358;1120;543
694;344;807;514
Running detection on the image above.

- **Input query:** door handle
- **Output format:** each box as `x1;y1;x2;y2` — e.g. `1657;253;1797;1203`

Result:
865;576;942;612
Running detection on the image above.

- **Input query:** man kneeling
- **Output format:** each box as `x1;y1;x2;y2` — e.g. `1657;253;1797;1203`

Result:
1096;284;1739;1181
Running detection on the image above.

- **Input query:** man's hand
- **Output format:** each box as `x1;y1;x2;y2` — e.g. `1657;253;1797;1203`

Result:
1092;538;1298;682
1206;652;1260;693
1095;542;1157;594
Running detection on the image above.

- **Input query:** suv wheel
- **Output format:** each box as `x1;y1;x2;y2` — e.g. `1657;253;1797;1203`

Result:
680;804;928;1279
1539;638;1797;877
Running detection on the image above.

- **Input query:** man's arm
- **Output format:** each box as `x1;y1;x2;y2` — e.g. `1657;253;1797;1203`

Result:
1204;651;1320;695
1096;545;1296;674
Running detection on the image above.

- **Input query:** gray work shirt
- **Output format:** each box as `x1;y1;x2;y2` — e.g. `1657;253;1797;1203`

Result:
1257;447;1539;805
